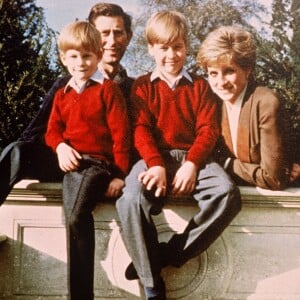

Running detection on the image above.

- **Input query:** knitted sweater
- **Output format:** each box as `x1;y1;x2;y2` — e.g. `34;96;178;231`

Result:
131;72;219;169
45;79;130;176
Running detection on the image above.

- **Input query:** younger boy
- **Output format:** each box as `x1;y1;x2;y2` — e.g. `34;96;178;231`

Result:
45;21;130;300
116;11;241;299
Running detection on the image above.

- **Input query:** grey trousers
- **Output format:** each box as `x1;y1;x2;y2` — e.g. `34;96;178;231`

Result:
63;157;113;300
116;150;241;287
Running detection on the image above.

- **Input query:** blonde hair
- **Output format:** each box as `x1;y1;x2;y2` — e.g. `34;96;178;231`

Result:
58;21;102;57
145;11;188;46
197;26;256;71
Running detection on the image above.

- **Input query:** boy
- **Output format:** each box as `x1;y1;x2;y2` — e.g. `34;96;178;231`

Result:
0;2;134;246
116;11;241;299
45;21;130;300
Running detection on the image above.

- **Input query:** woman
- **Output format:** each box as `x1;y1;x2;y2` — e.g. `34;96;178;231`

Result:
197;25;289;190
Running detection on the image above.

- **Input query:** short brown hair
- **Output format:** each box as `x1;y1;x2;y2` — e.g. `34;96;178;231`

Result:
88;3;132;36
197;26;256;71
58;21;102;57
145;11;188;46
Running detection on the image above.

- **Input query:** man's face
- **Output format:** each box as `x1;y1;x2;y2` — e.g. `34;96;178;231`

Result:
94;15;131;65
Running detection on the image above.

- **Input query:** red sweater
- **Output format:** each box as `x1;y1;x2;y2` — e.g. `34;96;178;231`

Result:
45;80;130;176
131;73;219;169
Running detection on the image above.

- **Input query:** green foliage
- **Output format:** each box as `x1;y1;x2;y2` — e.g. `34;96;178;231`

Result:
255;0;300;160
0;0;60;149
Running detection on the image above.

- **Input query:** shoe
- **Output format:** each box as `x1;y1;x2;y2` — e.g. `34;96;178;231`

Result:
125;262;139;280
125;242;174;281
145;277;166;300
0;234;7;243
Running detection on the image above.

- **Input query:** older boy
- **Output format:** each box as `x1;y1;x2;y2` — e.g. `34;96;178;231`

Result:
45;21;130;300
116;11;241;300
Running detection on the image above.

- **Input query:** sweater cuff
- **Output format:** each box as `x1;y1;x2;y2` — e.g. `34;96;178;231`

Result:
146;156;165;168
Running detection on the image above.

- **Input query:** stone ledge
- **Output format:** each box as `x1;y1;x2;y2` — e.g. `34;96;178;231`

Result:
1;180;300;299
6;179;300;208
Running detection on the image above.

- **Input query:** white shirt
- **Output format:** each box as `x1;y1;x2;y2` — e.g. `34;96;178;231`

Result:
150;67;193;89
64;70;105;94
224;86;247;156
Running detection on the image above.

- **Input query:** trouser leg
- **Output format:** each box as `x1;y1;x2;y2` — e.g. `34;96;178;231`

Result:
63;160;111;300
0;141;25;204
0;141;63;205
116;160;163;288
167;160;241;266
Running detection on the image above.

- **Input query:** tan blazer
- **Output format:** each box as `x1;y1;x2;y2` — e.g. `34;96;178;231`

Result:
215;81;289;190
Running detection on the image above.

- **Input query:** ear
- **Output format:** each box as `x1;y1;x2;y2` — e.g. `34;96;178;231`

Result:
126;31;133;46
60;52;67;66
246;68;253;79
148;44;154;56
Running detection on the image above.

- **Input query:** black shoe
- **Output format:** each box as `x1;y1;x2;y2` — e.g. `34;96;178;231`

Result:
125;243;176;281
125;262;139;280
145;278;166;300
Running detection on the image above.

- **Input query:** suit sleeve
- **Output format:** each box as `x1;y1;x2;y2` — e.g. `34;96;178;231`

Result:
20;76;70;143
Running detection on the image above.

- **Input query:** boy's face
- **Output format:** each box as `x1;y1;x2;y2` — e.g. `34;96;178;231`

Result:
60;49;101;84
148;37;186;77
94;16;132;66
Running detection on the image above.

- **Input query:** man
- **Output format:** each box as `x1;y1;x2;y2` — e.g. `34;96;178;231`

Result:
0;2;133;249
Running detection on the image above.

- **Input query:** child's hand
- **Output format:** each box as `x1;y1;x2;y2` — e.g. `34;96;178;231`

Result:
56;142;82;172
172;161;196;196
105;178;125;198
138;166;167;197
290;163;300;182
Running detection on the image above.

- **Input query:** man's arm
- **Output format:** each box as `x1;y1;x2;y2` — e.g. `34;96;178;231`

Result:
20;76;70;143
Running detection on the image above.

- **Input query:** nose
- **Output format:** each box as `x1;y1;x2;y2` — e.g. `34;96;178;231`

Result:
105;32;116;45
216;72;228;86
77;56;85;66
166;47;176;58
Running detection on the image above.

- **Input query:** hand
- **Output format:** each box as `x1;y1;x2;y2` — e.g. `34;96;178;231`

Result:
56;142;82;172
290;163;300;182
105;178;125;198
138;166;167;197
172;161;197;196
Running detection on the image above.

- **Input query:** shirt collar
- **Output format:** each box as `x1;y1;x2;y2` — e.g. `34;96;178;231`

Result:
64;70;105;93
98;64;129;84
150;67;193;89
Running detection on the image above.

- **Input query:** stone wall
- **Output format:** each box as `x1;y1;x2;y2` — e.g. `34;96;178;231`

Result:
0;180;300;299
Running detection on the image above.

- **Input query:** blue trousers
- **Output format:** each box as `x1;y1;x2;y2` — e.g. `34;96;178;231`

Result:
63;156;113;300
116;150;241;287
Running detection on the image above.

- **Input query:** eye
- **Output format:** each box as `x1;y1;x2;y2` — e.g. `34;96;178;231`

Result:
208;71;218;77
224;68;235;75
100;30;110;37
159;46;168;51
174;43;184;51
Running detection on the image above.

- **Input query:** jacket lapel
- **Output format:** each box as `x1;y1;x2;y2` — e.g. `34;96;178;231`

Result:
236;82;257;162
221;104;234;154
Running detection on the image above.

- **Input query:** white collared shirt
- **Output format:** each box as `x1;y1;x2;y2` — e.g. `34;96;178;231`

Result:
224;86;247;156
150;68;193;90
64;70;105;94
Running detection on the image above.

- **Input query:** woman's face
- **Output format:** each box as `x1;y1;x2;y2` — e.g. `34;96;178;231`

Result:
207;61;251;104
